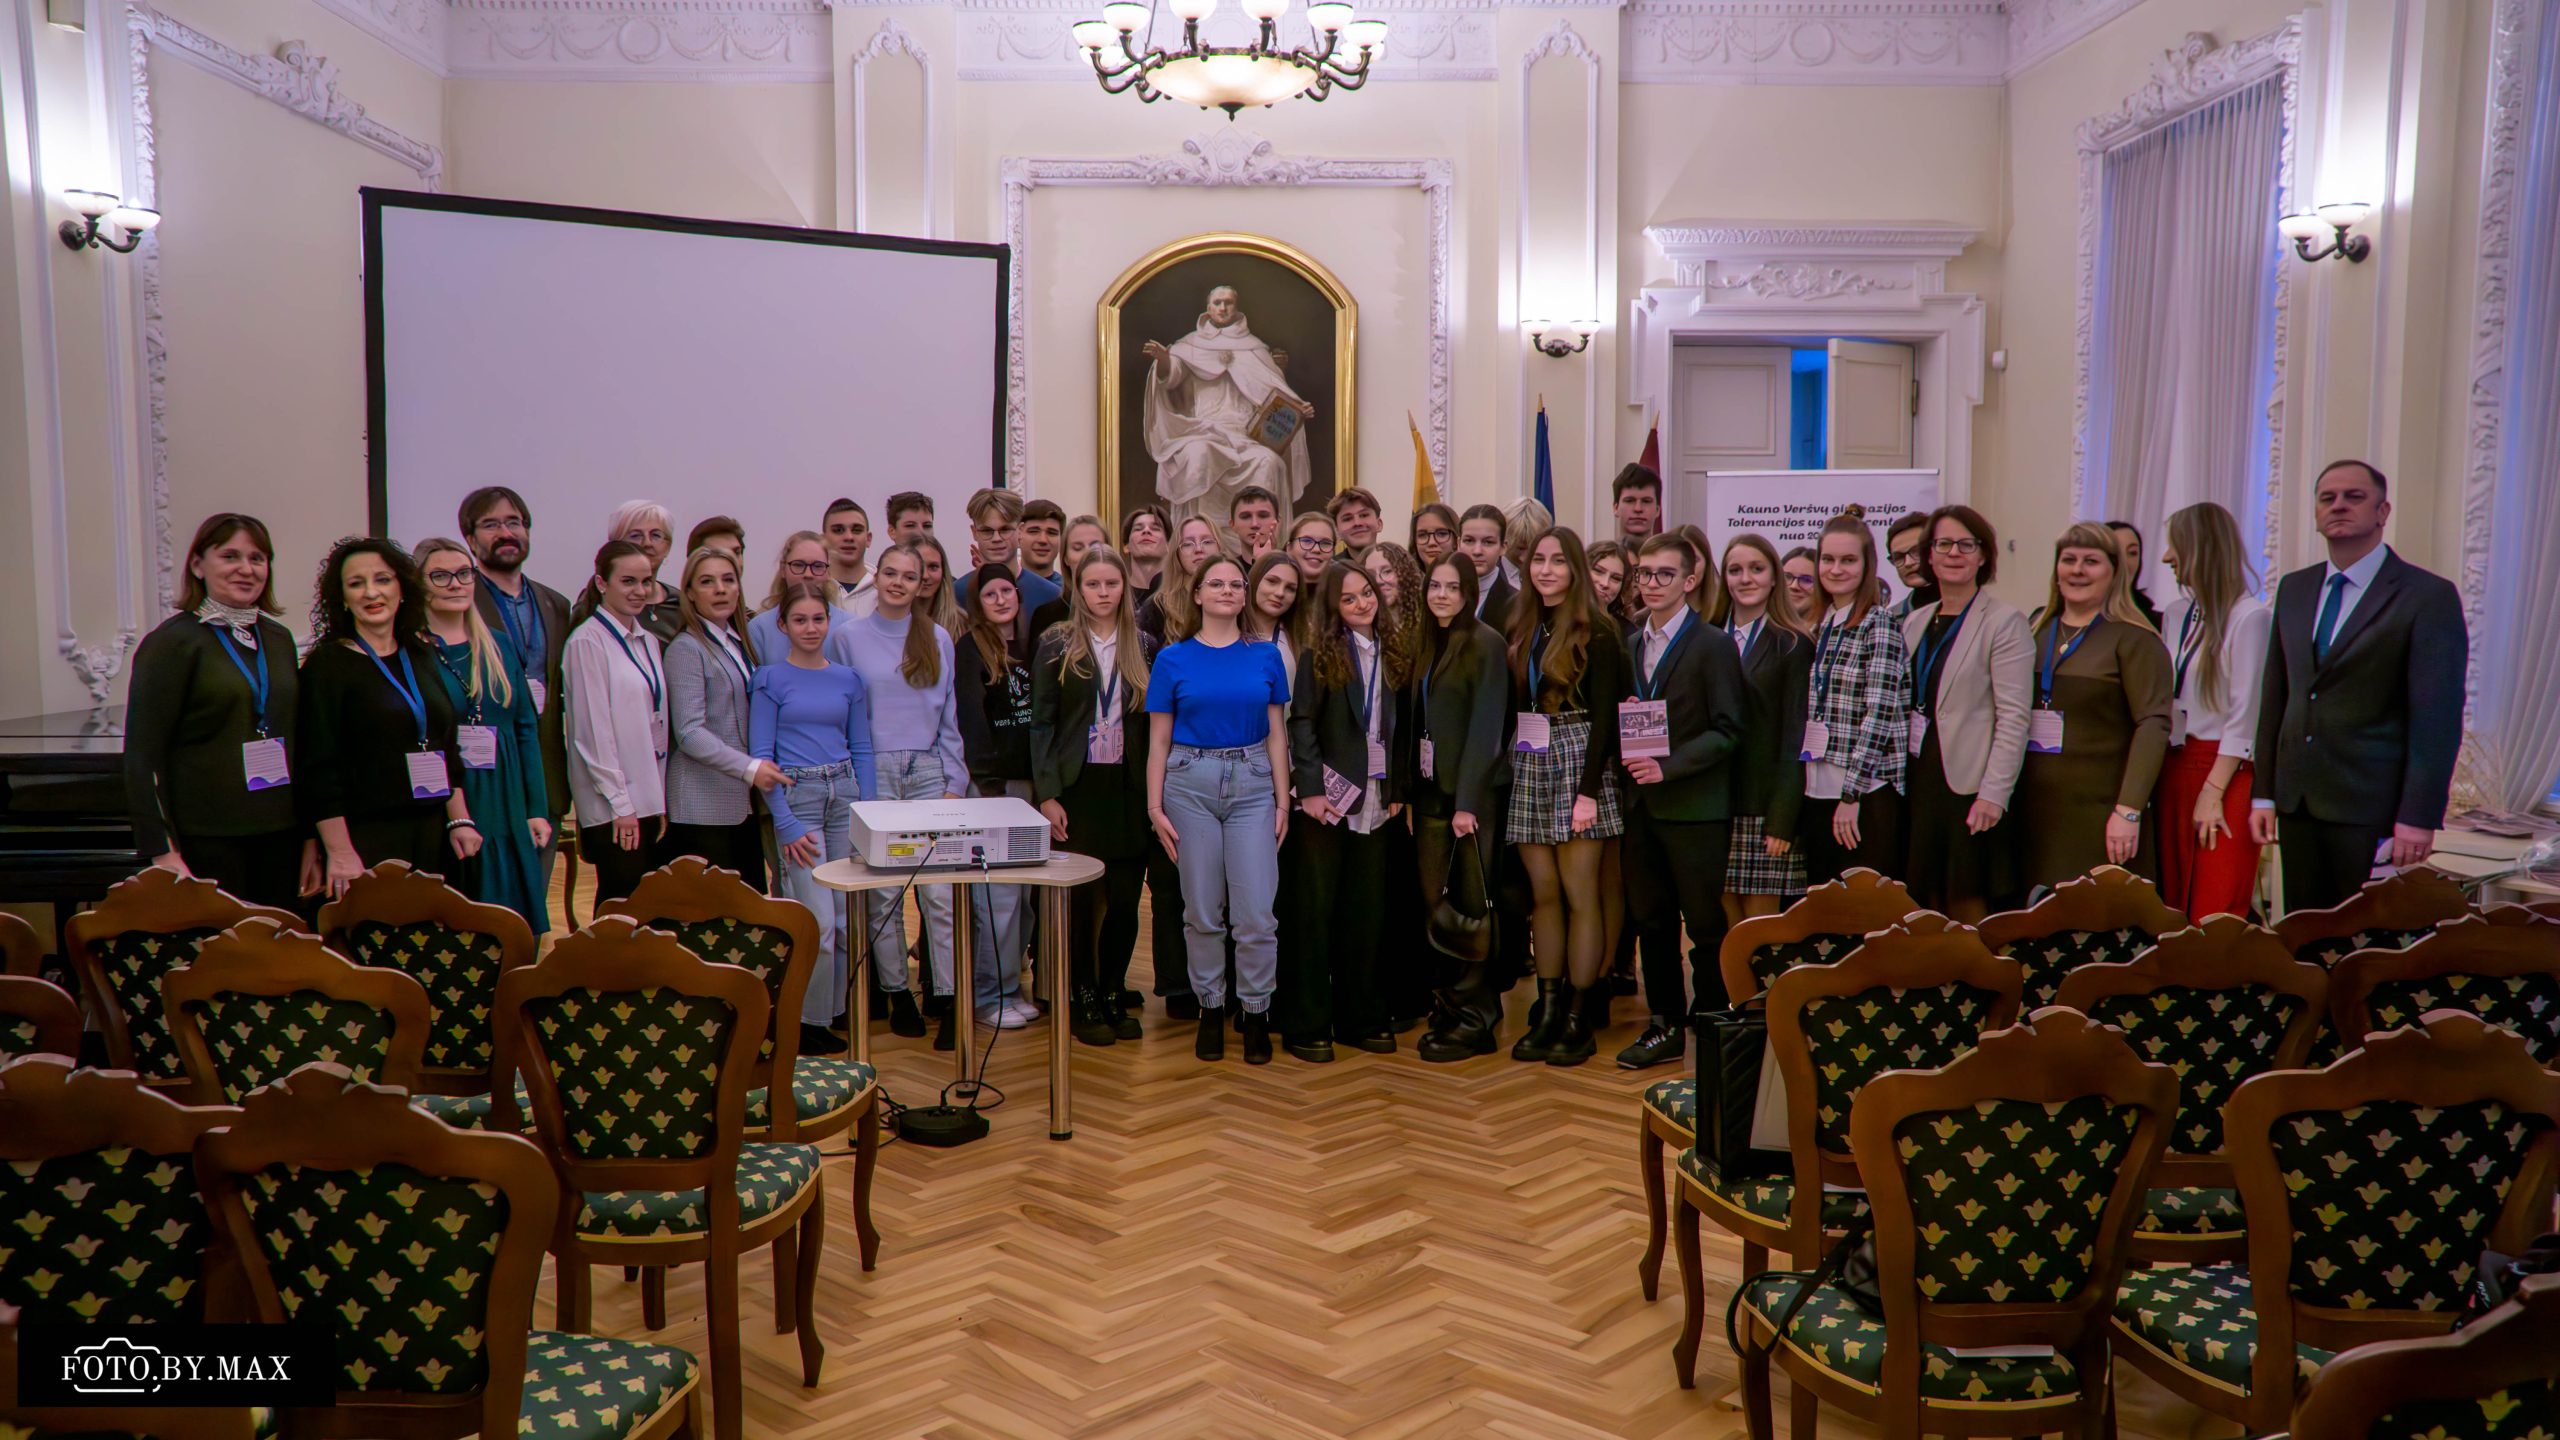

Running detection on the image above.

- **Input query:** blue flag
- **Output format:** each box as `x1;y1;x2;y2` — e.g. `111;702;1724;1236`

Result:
1531;402;1554;517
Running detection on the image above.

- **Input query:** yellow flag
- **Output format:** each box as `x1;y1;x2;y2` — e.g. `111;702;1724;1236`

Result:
1408;410;1437;510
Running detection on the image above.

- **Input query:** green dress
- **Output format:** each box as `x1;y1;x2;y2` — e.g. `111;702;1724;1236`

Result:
425;631;551;935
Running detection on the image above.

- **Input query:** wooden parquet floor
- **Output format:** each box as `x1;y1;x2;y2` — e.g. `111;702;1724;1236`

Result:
543;882;2223;1439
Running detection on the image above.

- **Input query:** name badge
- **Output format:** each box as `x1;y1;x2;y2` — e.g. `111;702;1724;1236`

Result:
2027;710;2066;755
1087;723;1124;765
527;677;548;716
1321;764;1361;822
2168;705;2189;748
1368;738;1389;779
242;737;290;791
1907;713;1928;757
1513;713;1552;753
1618;699;1670;759
457;725;499;771
1799;719;1831;763
1419;736;1435;774
406;749;453;799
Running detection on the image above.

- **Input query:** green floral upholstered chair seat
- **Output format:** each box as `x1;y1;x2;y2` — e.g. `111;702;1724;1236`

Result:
576;1143;823;1240
1678;1146;1868;1230
2111;1264;2334;1395
1748;933;1860;993
90;926;222;1083
2086;983;2301;1241
339;919;510;1075
1642;1076;1696;1135
2004;927;2158;1009
516;1332;701;1440
2274;1100;2548;1313
2366;974;2560;1065
653;918;795;1068
1801;983;2006;1153
183;990;399;1102
743;1057;876;1134
1741;1270;2087;1407
0;1141;209;1322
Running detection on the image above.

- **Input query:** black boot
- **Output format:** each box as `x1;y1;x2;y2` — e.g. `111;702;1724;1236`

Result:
886;990;926;1038
1239;1008;1274;1065
1195;1003;1226;1061
1510;978;1568;1062
1546;985;1599;1067
1069;987;1117;1047
1416;965;1498;1062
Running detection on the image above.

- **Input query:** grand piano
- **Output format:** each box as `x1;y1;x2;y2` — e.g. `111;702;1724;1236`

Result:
0;706;146;913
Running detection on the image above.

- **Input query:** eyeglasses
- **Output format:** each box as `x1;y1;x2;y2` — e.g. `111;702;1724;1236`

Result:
1889;547;1922;565
1931;538;1983;556
473;516;528;535
1293;537;1333;552
1414;527;1454;542
782;560;828;577
1634;567;1684;585
1784;573;1817;588
423;569;476;591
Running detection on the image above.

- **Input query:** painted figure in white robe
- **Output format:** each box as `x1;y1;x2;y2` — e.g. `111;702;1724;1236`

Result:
1139;286;1316;526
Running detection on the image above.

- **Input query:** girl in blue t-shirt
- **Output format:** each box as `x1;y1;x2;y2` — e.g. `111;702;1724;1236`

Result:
1146;552;1291;1064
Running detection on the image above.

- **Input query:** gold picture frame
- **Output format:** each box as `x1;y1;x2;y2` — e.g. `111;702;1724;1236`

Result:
1096;231;1357;525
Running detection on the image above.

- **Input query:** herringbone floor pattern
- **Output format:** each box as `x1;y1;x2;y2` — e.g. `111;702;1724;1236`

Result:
542;877;2214;1439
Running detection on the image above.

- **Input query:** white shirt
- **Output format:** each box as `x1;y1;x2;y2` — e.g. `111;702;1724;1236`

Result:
2162;593;2273;758
2316;542;2392;643
1346;631;1388;835
1091;631;1122;728
832;574;879;620
1473;570;1501;616
564;612;671;826
1728;616;1764;658
1639;609;1689;687
709;622;754;684
1804;608;1850;802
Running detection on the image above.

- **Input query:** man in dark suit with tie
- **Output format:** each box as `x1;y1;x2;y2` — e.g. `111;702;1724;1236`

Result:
2248;460;2467;912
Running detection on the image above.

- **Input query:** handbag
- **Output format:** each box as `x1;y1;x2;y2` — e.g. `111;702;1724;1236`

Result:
1427;830;1494;964
1724;1213;1883;1362
1691;1003;1787;1180
2460;1232;2560;1329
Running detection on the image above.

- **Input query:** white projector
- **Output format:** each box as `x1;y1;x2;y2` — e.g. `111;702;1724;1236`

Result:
848;796;1052;870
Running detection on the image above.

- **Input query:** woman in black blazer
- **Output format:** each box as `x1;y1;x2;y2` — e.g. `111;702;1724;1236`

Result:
1707;534;1813;922
1280;560;1415;1062
1410;555;1513;1061
125;513;316;909
1033;548;1157;1048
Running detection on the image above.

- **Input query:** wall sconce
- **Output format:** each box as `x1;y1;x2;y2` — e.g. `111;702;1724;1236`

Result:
1525;319;1597;358
2279;201;2371;263
58;189;160;253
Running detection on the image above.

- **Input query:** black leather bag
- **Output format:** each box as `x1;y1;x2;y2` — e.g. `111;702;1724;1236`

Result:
1427;830;1494;964
1691;1003;1786;1180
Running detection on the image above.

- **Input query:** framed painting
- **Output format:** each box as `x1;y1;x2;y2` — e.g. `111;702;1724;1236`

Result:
1097;232;1356;527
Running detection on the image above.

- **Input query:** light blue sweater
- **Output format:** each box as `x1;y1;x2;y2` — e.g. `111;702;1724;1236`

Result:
824;611;967;788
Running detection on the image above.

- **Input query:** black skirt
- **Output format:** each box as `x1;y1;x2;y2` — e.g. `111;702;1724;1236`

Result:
1057;760;1149;863
1903;728;2022;913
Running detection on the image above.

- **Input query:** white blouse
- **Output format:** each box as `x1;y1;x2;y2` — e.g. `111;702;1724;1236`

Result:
2160;593;2274;760
565;612;672;826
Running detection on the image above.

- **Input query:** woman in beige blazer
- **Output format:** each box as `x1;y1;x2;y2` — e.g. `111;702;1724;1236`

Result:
1900;504;2032;920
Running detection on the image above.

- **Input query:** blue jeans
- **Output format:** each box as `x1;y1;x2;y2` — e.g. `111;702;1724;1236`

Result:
864;750;959;997
967;778;1031;1010
1160;743;1279;1013
773;760;854;1026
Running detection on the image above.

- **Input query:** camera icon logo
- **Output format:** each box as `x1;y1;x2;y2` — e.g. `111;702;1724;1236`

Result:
63;1336;166;1394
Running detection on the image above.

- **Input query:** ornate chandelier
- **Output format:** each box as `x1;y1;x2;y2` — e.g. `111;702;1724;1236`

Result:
1070;0;1387;117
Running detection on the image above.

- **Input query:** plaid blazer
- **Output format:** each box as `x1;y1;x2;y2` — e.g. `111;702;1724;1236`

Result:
1806;603;1911;798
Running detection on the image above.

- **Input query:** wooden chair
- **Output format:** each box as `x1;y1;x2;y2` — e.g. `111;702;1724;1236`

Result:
600;856;880;1281
2275;867;2472;969
0;974;81;1060
1;910;41;975
496;916;826;1440
162;917;434;1104
0;1301;257;1440
194;1064;702;1440
318;859;538;1099
0;1054;237;1325
1673;913;2023;1391
2331;908;2560;1064
2290;1272;2560;1440
1731;1010;2177;1440
2110;1012;2560;1435
1635;871;1922;1303
1978;863;2189;1009
66;868;299;1092
2054;915;2328;1264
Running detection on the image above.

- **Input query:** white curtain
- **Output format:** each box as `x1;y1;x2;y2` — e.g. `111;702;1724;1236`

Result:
2085;76;2285;595
2477;6;2560;811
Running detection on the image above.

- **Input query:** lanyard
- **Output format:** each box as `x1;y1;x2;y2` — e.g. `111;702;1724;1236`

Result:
487;578;542;664
361;642;432;749
2039;617;2102;708
1811;615;1849;707
214;630;272;736
1527;624;1548;705
430;642;486;725
1348;635;1380;730
1634;611;1690;703
2173;606;2201;699
1728;617;1761;658
1910;602;1970;713
604;620;663;715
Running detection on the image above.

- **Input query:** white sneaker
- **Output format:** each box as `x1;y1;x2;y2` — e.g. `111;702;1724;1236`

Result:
995;996;1040;1029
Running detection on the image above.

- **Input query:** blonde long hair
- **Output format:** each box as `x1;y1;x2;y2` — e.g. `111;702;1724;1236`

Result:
877;542;944;689
412;537;515;709
1709;533;1814;642
911;536;964;635
677;546;759;667
2164;502;2255;709
764;529;825;614
2037;522;2156;635
1058;546;1150;703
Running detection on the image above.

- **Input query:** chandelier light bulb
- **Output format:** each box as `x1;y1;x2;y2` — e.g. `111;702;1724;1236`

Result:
1341;18;1387;50
1103;2;1148;30
1072;19;1116;50
1306;2;1351;29
1242;0;1289;20
1167;0;1217;22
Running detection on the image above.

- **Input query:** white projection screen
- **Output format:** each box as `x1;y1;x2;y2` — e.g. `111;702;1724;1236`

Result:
365;190;1009;598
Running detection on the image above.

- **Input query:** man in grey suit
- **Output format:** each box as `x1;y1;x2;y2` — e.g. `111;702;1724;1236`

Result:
463;485;577;920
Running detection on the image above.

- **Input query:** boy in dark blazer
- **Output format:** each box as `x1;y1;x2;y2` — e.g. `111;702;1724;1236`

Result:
2248;460;2467;912
1616;534;1748;1069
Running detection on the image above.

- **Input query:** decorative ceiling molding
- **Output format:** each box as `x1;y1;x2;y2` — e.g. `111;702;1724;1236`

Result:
312;0;451;74
2069;19;2299;564
852;20;937;232
999;127;1453;488
1623;0;2008;85
1644;220;1979;291
2458;0;2539;736
2003;0;2144;77
126;2;446;635
447;0;833;81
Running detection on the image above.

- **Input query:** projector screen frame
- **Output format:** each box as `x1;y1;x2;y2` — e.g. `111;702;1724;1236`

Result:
360;186;1014;542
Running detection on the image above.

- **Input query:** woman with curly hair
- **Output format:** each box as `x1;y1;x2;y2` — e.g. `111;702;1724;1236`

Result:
1360;541;1435;1026
297;536;482;900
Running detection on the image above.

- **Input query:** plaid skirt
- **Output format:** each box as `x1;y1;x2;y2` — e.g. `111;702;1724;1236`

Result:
1726;814;1809;896
1505;713;1624;843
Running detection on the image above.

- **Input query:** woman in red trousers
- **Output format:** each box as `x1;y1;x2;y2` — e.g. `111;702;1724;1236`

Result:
2156;502;2274;917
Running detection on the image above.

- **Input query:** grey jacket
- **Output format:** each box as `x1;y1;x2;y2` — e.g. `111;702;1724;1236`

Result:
665;626;762;826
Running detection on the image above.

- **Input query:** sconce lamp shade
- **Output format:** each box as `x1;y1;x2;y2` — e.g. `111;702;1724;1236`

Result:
104;206;160;233
2313;200;2373;230
62;188;120;218
2277;212;2327;240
